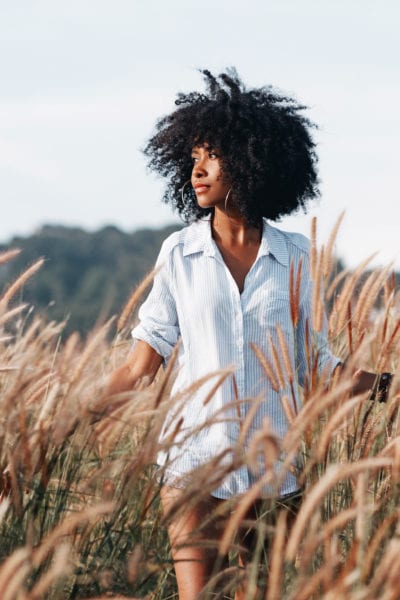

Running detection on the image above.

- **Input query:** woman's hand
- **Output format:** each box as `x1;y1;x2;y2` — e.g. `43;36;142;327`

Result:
351;369;377;396
82;341;163;425
106;340;163;396
351;369;393;402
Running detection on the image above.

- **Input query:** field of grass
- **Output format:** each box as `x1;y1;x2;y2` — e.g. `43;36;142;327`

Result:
0;218;399;599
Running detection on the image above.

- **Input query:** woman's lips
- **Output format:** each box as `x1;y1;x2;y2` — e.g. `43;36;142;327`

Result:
194;185;210;194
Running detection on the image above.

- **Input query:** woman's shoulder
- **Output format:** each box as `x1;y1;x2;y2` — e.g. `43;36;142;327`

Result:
265;221;311;257
281;229;310;254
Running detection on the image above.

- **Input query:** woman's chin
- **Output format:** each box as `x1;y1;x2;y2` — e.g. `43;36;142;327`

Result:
196;198;222;210
196;201;213;209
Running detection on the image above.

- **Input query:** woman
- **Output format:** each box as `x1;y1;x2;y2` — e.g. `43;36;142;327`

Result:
107;69;381;599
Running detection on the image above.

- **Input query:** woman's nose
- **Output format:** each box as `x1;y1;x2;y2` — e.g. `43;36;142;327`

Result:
192;157;207;177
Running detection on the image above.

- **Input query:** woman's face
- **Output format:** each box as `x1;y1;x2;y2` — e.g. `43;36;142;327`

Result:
190;145;231;210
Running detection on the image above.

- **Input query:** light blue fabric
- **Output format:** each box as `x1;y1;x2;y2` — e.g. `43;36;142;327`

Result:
132;218;340;499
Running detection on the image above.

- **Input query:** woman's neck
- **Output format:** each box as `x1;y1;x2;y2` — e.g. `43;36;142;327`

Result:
211;208;262;246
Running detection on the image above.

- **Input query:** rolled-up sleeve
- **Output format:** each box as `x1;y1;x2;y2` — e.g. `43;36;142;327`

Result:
131;241;179;361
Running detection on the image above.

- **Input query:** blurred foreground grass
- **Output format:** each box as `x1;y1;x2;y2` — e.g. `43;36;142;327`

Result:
0;219;400;599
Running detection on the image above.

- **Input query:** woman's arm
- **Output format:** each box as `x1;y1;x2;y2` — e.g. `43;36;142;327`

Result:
106;340;163;396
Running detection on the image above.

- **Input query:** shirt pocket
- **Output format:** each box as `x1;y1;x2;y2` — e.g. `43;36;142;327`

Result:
261;291;291;329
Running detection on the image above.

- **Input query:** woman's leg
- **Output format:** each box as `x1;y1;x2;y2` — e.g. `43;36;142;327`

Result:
235;491;302;600
161;485;228;600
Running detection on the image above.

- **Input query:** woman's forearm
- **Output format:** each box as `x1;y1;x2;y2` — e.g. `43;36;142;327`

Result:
106;340;163;396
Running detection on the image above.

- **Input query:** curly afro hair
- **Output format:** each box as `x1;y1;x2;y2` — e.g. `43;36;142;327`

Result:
143;68;319;225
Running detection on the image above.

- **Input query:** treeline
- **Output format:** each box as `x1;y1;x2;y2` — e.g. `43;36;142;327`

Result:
0;223;180;336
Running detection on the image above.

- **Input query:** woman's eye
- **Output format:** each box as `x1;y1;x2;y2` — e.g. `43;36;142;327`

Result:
191;156;198;163
209;152;218;159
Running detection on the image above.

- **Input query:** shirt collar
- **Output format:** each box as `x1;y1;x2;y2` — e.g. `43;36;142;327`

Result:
183;217;289;266
259;219;289;266
182;219;216;257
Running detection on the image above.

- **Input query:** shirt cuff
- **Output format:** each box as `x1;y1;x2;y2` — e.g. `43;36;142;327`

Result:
131;325;175;362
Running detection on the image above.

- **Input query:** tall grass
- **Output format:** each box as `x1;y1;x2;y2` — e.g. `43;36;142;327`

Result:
0;220;399;599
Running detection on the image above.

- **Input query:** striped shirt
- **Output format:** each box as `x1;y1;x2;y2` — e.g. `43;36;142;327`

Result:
132;217;339;498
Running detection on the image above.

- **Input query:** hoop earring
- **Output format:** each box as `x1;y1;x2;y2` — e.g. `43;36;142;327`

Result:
224;187;232;211
181;180;192;204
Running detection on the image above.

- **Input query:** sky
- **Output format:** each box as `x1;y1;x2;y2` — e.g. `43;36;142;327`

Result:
0;0;399;268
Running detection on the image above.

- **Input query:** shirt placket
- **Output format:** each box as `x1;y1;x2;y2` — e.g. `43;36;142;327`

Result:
233;292;253;494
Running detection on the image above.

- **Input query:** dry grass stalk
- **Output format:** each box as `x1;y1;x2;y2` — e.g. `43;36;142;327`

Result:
358;407;387;461
312;244;324;332
280;394;296;426
265;509;287;600
58;331;81;378
315;395;365;461
276;325;294;384
346;300;354;354
379;435;400;460
0;497;10;520
367;536;400;596
93;405;160;456
6;453;23;517
197;565;241;599
383;270;396;306
0;258;45;309
353;266;391;333
126;545;144;584
218;457;282;555
236;395;263;451
286;458;393;560
354;472;367;547
310;216;317;280
289;258;303;327
297;507;360;573
28;542;72;599
289;260;296;327
34;379;60;424
66;319;113;389
250;343;279;391
361;509;400;582
0;547;31;597
281;379;353;460
322;534;339;594
377;316;400;371
326;266;349;303
32;502;115;567
25;375;55;407
379;301;392;352
288;556;342;600
246;418;280;479
331;253;377;335
81;596;138;600
0;303;29;329
323;211;345;279
117;266;159;333
0;248;21;265
268;335;286;389
202;370;234;407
